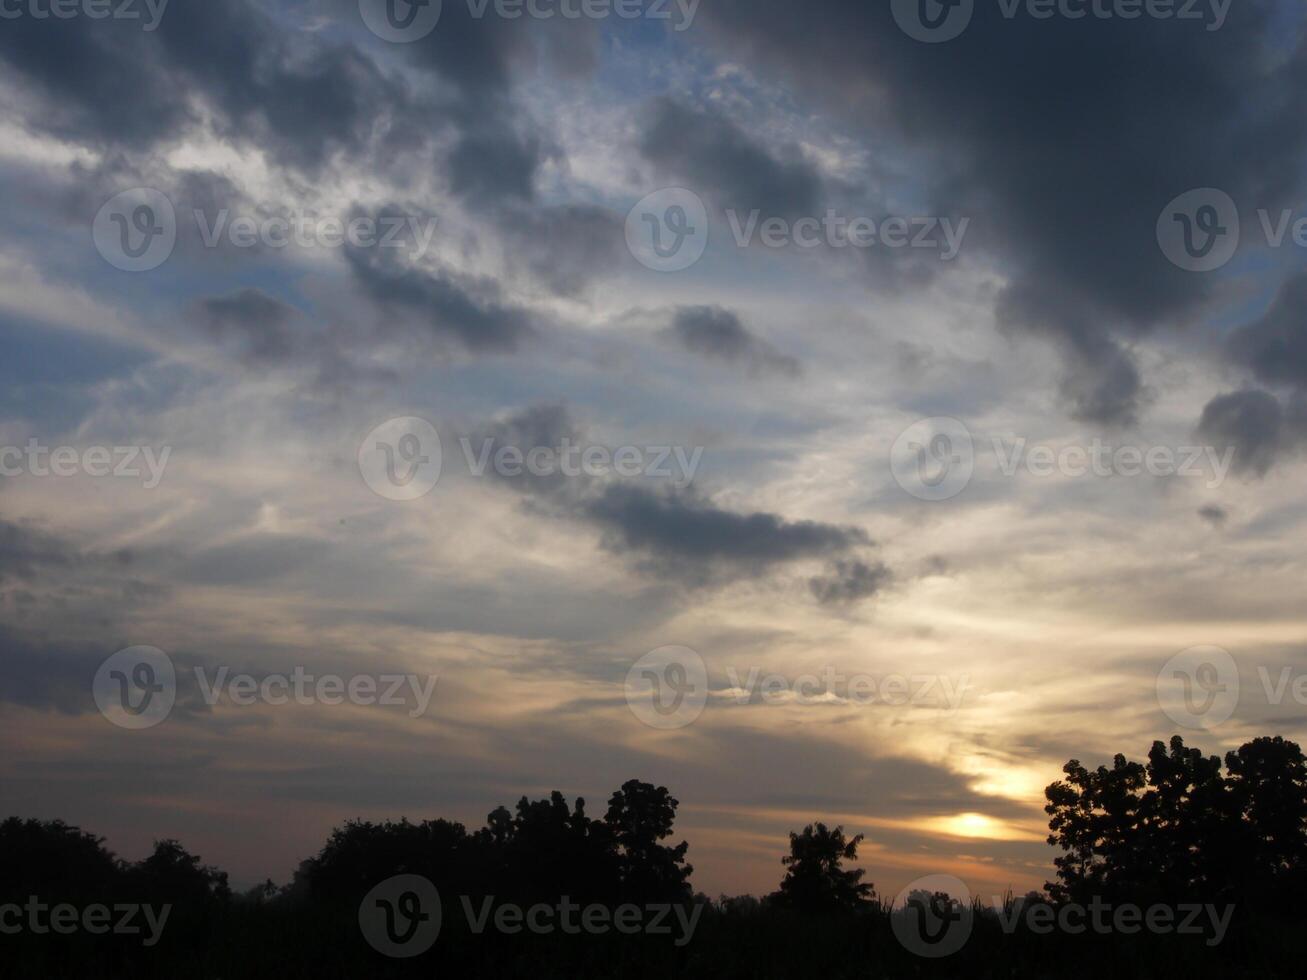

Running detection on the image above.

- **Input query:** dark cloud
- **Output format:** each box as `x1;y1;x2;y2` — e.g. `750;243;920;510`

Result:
344;240;534;352
1197;389;1298;476
1196;272;1307;475
809;559;891;605
1198;505;1229;527
447;125;543;204
496;204;625;296
669;306;801;378
191;286;393;391
466;403;580;499
584;483;869;578
0;628;103;716
177;535;334;587
0;521;73;583
395;4;596;207
1229;271;1307;390
463;405;884;592
0;0;417;172
639;97;824;220
198;289;301;365
696;0;1307;424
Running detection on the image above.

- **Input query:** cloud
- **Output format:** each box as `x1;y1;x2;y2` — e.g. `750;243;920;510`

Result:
198;289;302;365
1198;505;1229;527
0;0;418;172
1197;389;1301;476
638;97;824;220
463;404;883;591
809;559;891;605
696;0;1307;424
344;240;535;353
0;520;73;583
1229;271;1307;390
495;204;624;297
584;483;868;580
668;306;801;378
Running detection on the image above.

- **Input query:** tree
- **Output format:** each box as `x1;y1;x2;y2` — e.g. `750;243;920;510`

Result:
771;822;874;914
1045;735;1307;910
1224;735;1307;908
604;780;693;903
476;791;616;904
0;817;121;906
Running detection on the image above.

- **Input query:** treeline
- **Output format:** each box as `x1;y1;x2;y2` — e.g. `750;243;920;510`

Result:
1;742;1306;978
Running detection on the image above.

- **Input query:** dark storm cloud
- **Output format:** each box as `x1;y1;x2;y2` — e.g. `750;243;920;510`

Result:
465;404;884;590
584;483;869;575
496;204;625;296
1194;271;1307;474
0;628;104;716
1229;271;1307;390
447;125;543;204
696;0;1307;424
668;306;801;378
393;3;597;206
198;289;302;365
0;521;72;582
190;286;394;390
344;241;534;352
809;559;891;605
1197;389;1303;476
0;0;416;172
638;97;824;220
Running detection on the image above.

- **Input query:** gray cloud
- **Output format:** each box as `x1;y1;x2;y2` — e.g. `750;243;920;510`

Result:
496;204;625;297
809;559;891;605
639;96;824;220
584;483;869;580
1197;389;1300;476
1197;271;1307;475
697;0;1307;424
1229;271;1307;390
344;240;535;353
668;306;801;378
0;0;418;172
0;520;72;583
1198;505;1229;527
464;405;882;591
198;289;301;365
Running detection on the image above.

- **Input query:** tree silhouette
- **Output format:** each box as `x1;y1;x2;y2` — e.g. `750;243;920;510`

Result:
1046;735;1307;911
604;780;693;904
8;751;1307;977
0;817;120;906
770;822;874;914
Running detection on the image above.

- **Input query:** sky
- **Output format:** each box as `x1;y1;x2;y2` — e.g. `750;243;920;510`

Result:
2;0;1307;902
